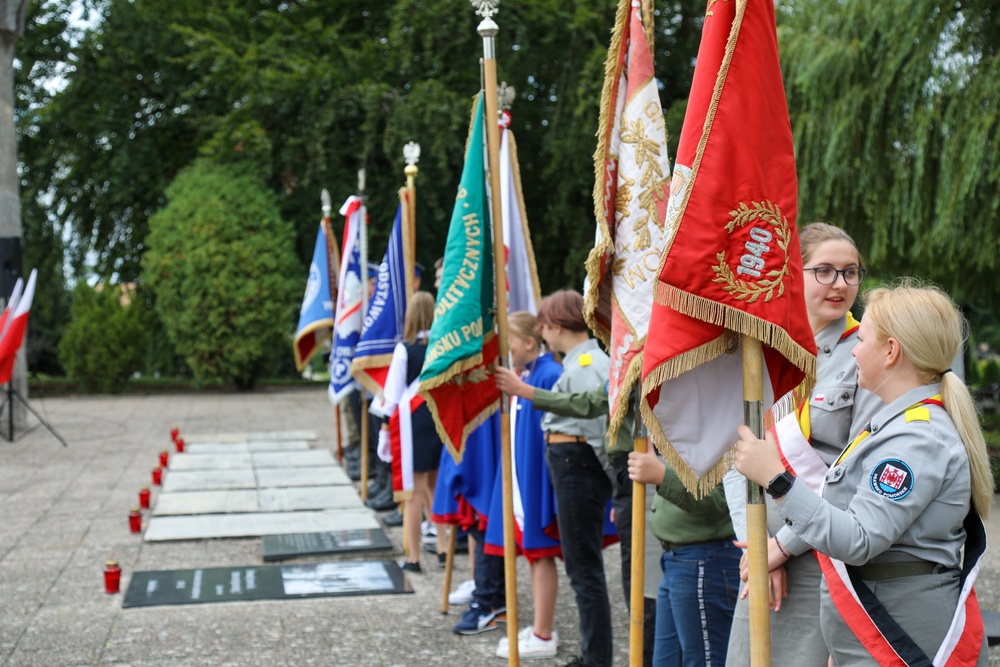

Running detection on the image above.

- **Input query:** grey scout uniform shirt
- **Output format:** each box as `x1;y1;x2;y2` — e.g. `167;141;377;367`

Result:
778;383;970;569
772;315;881;556
540;338;611;472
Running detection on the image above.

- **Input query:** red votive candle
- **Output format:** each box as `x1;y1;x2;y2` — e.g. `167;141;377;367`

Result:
138;486;151;509
104;561;122;594
151;467;162;485
128;507;142;533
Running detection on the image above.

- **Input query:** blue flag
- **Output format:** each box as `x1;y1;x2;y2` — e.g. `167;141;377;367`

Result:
329;196;364;405
351;189;412;397
292;220;337;372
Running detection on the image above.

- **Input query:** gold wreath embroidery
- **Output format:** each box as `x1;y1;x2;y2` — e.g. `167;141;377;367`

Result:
447;365;492;386
620;116;668;253
711;200;791;304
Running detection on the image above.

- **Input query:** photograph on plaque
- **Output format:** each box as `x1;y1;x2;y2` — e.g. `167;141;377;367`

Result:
281;561;393;595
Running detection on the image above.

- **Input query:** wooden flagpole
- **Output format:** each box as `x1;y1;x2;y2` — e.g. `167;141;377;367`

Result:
629;385;648;666
357;169;371;504
404;141;419;287
472;1;518;664
743;337;771;666
629;6;654;664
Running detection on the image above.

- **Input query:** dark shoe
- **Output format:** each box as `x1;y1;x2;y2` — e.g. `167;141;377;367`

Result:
437;552;447;566
452;602;505;635
367;459;388;496
381;508;404;527
400;561;422;574
364;486;396;511
561;658;585;667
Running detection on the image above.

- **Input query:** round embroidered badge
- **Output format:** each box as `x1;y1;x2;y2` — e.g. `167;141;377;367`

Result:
870;459;913;500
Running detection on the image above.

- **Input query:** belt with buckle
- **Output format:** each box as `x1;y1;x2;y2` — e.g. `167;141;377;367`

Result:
545;433;587;444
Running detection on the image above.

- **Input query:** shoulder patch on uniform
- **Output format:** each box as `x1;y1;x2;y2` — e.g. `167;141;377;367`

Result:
870;459;913;500
578;353;592;367
905;407;930;423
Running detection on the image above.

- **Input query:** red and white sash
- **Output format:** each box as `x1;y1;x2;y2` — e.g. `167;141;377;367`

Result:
389;379;424;501
772;411;985;666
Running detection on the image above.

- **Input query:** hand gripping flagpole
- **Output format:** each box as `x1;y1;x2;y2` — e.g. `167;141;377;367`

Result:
472;2;519;664
357;170;373;504
322;189;346;469
743;337;771;666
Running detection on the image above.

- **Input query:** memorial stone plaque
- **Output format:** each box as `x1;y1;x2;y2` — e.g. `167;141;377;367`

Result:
261;529;393;562
122;560;410;608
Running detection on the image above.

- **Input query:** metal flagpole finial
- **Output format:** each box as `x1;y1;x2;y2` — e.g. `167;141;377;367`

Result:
471;0;499;20
403;141;421;166
403;141;421;179
497;82;516;111
357;168;366;195
471;0;499;39
321;189;331;215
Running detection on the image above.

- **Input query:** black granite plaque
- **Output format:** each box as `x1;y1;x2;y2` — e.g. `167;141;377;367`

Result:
261;528;393;562
122;560;411;608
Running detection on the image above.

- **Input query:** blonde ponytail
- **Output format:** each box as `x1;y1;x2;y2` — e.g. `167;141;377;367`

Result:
865;282;993;518
941;372;994;519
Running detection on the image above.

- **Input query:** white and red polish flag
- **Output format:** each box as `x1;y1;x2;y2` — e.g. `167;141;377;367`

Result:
0;269;37;384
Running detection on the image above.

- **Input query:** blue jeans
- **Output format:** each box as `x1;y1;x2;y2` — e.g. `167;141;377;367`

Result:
546;442;614;667
468;525;505;610
654;540;741;667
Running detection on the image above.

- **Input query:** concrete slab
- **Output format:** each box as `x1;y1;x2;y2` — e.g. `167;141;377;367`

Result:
167;453;253;471
247;441;312;452
143;509;380;541
185;430;317;443
152;490;260;516
255;466;351;488
251;451;335;468
160;469;257;493
184;442;250;454
257;486;364;512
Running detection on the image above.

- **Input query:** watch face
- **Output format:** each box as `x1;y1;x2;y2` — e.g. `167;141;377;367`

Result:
767;472;793;498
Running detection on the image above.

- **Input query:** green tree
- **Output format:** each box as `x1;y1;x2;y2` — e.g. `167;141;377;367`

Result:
57;282;145;392
142;160;299;389
778;0;1000;306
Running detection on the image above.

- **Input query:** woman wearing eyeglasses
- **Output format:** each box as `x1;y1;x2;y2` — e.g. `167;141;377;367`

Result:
724;223;882;665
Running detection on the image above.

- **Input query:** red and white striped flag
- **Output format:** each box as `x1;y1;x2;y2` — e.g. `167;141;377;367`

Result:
0;269;37;384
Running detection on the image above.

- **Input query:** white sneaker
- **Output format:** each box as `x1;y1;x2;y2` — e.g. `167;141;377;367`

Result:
447;578;476;605
496;627;558;659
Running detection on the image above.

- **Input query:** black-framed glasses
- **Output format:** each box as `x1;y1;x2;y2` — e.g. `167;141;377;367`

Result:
804;266;867;286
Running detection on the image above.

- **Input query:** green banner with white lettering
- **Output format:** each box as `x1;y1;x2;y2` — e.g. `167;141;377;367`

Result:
419;92;500;462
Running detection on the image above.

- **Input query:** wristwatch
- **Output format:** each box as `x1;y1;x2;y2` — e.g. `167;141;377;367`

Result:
765;471;796;499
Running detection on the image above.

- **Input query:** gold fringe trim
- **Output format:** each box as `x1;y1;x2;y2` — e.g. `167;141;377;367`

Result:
654;284;816;381
659;0;749;263
418;331;500;461
642;335;733;390
507;132;543;312
292;319;334;372
350;352;395;399
586;0;631;345
638;389;737;498
606;351;645;446
393;490;413;503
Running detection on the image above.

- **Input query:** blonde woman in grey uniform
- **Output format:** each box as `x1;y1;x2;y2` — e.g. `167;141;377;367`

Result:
735;282;991;665
724;224;880;665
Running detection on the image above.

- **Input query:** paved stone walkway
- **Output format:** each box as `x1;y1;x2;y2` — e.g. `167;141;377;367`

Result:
1;387;999;665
